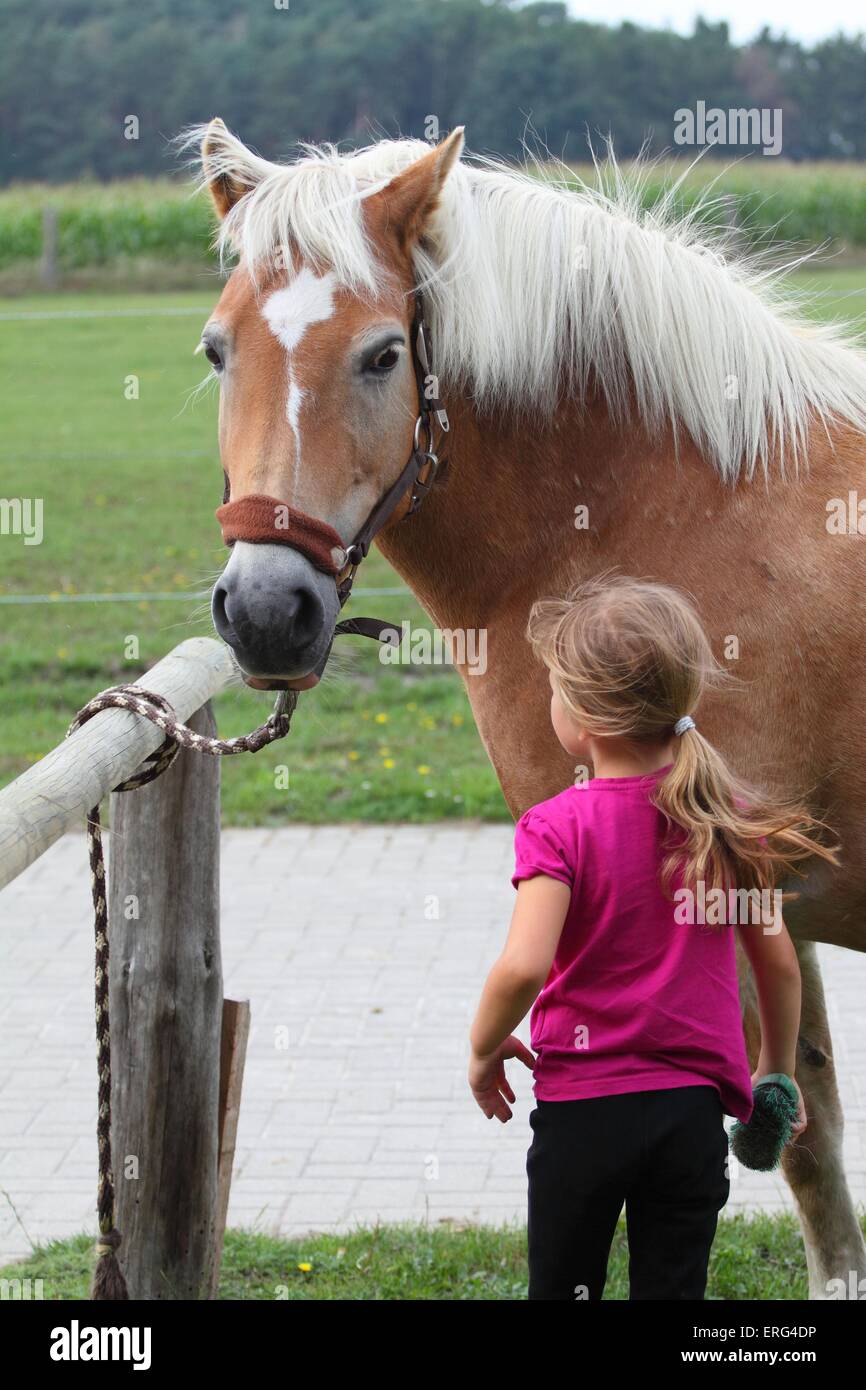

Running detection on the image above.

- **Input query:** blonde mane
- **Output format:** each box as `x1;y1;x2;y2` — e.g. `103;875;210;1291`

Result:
188;125;866;482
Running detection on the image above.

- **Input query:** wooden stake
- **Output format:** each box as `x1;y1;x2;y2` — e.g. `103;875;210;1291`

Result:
109;702;222;1300
210;998;251;1299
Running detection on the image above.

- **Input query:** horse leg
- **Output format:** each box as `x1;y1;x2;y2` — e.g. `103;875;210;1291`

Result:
740;938;865;1299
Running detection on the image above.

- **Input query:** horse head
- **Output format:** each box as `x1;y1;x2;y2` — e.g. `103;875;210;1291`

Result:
197;118;463;688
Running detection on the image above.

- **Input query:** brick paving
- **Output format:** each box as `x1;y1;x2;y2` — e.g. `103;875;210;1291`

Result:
1;826;864;1263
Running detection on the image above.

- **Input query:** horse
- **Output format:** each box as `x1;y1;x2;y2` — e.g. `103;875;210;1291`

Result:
190;117;866;1298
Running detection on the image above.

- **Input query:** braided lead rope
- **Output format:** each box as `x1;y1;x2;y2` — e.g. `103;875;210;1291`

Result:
66;682;296;1299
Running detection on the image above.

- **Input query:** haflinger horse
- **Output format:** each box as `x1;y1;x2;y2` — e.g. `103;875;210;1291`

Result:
192;117;866;1298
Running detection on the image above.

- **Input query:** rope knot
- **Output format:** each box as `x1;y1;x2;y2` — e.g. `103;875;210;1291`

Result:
95;1227;122;1257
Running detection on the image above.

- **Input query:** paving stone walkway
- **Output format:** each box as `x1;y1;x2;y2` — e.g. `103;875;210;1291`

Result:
1;826;864;1263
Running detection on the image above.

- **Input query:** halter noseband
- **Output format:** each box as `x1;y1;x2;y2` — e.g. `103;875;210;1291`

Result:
215;291;449;630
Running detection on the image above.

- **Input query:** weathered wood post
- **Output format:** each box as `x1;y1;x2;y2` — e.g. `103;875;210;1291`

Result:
108;702;223;1300
41;207;59;289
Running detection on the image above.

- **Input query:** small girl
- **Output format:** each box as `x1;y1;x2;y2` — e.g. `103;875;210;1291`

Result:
468;574;838;1301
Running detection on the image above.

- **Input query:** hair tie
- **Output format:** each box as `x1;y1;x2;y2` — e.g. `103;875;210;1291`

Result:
674;715;696;736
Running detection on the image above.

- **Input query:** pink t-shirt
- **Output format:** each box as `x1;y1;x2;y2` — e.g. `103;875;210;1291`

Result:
512;766;754;1123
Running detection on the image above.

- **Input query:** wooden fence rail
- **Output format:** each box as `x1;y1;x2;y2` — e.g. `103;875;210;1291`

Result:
0;637;236;891
0;636;251;1300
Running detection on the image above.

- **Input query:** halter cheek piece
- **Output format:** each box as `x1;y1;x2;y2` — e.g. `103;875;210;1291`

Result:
215;292;448;652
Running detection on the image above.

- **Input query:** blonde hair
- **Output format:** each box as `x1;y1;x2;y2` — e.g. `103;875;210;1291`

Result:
527;573;839;900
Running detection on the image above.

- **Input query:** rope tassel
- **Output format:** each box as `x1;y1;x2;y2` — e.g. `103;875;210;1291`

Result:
67;684;295;1300
92;1226;127;1302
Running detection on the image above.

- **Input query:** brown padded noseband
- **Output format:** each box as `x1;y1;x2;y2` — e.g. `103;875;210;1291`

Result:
216;494;345;576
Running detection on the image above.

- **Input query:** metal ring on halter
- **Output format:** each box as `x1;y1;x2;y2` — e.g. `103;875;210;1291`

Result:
413;413;433;453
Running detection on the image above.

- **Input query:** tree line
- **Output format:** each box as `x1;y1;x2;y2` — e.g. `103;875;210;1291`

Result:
1;0;864;184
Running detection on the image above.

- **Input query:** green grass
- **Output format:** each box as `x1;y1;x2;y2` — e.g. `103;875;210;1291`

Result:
1;270;865;823
0;1212;821;1299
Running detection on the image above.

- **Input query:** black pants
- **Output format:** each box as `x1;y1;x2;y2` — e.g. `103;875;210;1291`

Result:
526;1085;730;1300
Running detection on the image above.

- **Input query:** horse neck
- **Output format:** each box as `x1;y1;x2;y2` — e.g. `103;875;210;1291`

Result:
375;392;652;628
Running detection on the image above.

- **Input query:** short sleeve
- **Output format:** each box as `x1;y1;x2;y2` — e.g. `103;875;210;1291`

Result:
512;810;574;891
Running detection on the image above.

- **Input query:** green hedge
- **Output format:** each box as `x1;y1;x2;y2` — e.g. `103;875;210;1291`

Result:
1;163;864;273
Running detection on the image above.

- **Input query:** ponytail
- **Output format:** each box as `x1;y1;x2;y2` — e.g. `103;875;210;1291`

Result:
653;723;839;898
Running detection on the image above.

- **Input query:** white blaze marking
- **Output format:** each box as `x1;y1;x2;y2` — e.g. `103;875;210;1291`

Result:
262;269;337;491
287;380;306;443
262;270;337;352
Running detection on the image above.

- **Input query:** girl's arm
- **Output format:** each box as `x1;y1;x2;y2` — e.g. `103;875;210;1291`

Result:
470;875;570;1059
735;911;801;1076
736;910;807;1134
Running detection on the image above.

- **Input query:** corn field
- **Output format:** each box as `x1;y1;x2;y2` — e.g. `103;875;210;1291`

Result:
1;162;865;274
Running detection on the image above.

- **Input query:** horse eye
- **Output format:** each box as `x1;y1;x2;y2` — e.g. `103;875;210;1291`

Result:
366;344;400;375
204;343;223;371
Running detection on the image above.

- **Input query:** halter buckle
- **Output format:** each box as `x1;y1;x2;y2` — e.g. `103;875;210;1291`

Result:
408;452;442;512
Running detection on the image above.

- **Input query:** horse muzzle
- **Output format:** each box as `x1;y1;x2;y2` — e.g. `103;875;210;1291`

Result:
211;538;341;686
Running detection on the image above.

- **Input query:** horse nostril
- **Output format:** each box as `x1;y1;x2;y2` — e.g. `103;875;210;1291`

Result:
212;581;231;636
291;585;324;647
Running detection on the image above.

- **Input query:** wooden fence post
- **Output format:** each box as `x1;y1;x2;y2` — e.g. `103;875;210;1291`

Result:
41;207;59;289
108;702;223;1300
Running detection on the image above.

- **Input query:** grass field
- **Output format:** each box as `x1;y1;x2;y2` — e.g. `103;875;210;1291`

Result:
0;1210;825;1299
1;269;865;824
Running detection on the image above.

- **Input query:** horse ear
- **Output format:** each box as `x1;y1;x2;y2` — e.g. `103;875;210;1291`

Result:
201;117;261;220
377;127;465;249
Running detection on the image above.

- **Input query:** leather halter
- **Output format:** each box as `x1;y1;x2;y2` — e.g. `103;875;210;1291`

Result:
216;291;449;648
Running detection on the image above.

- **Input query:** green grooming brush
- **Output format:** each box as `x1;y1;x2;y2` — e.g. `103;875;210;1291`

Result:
730;1073;800;1172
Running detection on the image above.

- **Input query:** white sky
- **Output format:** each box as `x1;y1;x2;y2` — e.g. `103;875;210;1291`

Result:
562;0;863;45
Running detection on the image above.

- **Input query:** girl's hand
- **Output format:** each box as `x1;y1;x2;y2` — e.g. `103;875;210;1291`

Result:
469;1036;536;1123
751;1069;807;1138
786;1077;807;1137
